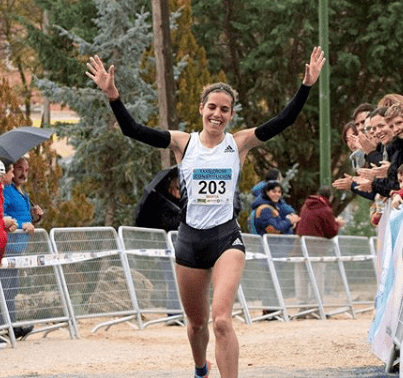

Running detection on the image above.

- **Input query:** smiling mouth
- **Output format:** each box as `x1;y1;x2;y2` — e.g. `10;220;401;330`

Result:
210;119;221;126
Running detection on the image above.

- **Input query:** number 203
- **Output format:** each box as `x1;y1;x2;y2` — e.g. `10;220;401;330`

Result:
198;180;226;195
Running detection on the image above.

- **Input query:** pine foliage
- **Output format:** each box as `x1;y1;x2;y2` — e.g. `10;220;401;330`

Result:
35;0;161;227
191;0;403;214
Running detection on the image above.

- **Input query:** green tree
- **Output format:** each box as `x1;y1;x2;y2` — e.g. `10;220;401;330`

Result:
170;0;213;132
0;0;42;120
22;0;98;87
35;0;160;228
24;142;95;231
0;77;91;230
0;77;26;131
191;0;403;215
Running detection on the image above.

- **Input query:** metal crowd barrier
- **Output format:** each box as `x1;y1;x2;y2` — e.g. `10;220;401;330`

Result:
334;235;377;315
119;226;185;329
263;234;325;320
0;229;77;346
300;236;354;319
240;233;288;323
0;226;378;350
49;227;138;335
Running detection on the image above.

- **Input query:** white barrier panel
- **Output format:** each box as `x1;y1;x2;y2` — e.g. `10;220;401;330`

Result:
335;235;377;314
0;279;15;348
300;236;354;319
119;227;185;329
0;229;77;347
240;233;287;323
50;227;140;334
264;234;324;320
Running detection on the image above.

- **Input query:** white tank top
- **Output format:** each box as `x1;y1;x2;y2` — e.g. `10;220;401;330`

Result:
179;132;241;229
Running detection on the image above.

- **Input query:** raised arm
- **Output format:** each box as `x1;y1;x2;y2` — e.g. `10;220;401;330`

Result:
86;56;175;149
301;46;326;86
86;55;120;100
235;47;326;159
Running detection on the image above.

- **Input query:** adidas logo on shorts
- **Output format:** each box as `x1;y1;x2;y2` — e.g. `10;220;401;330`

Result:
224;145;235;153
232;238;244;246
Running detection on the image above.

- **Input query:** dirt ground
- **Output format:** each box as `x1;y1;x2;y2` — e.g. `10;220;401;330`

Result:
0;311;391;378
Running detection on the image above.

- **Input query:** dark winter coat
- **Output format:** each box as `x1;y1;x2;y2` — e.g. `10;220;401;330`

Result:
296;195;339;239
251;196;295;236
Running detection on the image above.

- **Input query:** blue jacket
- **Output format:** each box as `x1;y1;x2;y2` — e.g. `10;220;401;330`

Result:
250;196;295;236
3;183;32;228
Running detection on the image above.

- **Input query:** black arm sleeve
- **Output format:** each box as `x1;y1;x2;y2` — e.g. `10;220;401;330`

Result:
109;98;171;148
371;150;403;197
254;84;311;142
366;150;383;166
351;182;376;201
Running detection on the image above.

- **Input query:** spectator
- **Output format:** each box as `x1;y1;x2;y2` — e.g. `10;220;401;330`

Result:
353;103;375;134
377;93;403;108
0;160;17;349
0;157;44;341
4;157;43;232
0;161;17;265
251;180;299;236
357;115;382;167
356;106;403;197
333;121;375;201
334;108;394;200
390;164;403;209
341;121;366;172
250;179;300;320
136;168;181;232
135;168;182;325
295;186;345;310
250;168;283;198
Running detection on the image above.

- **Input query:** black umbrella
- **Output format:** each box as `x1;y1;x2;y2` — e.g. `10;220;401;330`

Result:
0;126;54;163
135;166;181;231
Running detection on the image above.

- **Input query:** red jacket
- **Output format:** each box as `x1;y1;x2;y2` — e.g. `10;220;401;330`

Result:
0;184;8;264
296;195;339;239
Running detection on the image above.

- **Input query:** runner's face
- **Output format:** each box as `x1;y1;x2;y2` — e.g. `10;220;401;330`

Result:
200;92;233;135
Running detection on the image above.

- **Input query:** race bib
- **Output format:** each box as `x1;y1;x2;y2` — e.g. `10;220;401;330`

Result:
191;168;233;205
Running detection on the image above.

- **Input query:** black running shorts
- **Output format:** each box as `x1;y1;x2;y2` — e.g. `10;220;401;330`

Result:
174;218;246;269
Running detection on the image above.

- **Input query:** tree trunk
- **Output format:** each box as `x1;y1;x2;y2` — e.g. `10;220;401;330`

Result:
151;0;177;168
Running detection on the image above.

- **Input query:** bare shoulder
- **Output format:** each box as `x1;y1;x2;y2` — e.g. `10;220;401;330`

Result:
169;130;191;153
233;127;263;153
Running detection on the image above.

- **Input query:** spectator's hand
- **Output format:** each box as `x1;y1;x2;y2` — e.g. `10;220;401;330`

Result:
302;46;326;86
354;177;373;192
373;161;391;178
287;213;301;224
86;55;120;100
22;222;35;234
392;194;403;209
335;217;346;228
31;204;44;223
332;174;353;191
357;133;377;154
4;217;17;232
357;167;376;182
